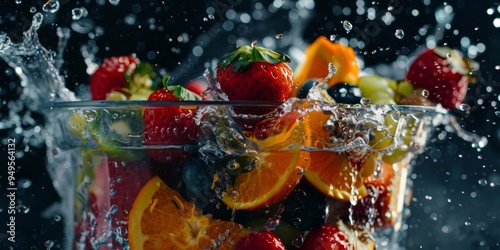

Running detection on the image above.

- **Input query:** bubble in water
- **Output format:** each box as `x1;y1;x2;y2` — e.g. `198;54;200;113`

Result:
203;17;209;21
395;29;405;39
15;0;22;4
459;103;470;111
495;111;500;117
292;235;305;248
208;14;215;20
329;34;336;41
72;7;88;20
16;204;30;214
478;179;488;186
421;89;429;98
275;33;283;39
342;20;353;33
42;0;60;13
109;0;120;6
226;159;240;171
30;6;37;13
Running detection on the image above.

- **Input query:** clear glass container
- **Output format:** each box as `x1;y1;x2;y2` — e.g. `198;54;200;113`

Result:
44;100;440;250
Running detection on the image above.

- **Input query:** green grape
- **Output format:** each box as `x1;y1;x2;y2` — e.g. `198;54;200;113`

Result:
396;80;414;97
371;114;398;150
358;75;396;104
382;117;416;163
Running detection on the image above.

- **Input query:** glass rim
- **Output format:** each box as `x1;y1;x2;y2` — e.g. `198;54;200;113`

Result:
42;100;445;113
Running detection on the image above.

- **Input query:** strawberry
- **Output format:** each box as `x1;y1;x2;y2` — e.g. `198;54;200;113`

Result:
216;44;294;115
405;47;478;109
299;223;350;250
90;55;139;100
142;76;202;164
184;79;209;98
80;157;152;249
236;231;286;250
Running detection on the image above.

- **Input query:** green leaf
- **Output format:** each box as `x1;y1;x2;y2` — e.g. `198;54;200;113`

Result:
162;75;171;88
166;85;202;101
217;45;291;73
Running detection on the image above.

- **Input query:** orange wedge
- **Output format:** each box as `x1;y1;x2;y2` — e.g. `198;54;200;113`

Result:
221;147;310;210
305;152;368;201
292;36;359;97
128;176;249;250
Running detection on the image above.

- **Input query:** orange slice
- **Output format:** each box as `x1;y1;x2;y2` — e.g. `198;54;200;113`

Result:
305;152;368;201
128;176;249;250
221;147;310;210
292;36;359;97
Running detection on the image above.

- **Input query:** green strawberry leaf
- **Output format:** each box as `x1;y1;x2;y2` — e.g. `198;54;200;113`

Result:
218;45;291;72
166;85;202;101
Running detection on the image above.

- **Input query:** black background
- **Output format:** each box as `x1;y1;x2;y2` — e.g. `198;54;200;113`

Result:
1;0;499;249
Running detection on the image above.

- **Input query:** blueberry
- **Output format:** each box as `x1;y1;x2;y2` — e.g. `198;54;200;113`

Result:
182;158;233;220
327;82;363;104
182;158;212;195
281;180;328;231
297;79;317;99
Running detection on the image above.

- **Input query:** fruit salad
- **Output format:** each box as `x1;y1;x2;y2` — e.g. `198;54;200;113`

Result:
48;35;477;250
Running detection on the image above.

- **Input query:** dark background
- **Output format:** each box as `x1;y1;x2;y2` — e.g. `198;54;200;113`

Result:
1;0;499;249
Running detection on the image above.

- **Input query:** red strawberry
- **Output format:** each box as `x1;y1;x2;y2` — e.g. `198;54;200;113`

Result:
216;44;294;115
185;79;208;98
300;223;350;250
236;231;286;250
405;47;478;109
80;157;152;249
142;76;202;164
90;55;139;100
352;161;395;228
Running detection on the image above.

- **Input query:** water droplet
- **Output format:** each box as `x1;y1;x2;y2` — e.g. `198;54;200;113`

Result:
478;179;488;186
53;214;61;222
342;20;353;33
226;159;240;170
18;178;32;188
32;13;44;30
329;34;336;41
395;29;405;39
44;240;55;248
109;0;120;6
360;98;371;105
83;110;96;122
109;204;119;214
72;7;88;20
292;235;305;248
459;103;470;111
42;0;60;13
16;204;30;214
421;89;429;98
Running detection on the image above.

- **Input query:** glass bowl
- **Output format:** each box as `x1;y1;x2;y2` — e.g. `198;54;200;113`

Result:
43;100;440;250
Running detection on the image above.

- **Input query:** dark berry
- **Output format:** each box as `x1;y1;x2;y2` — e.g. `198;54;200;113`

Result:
281;180;328;231
296;79;317;99
327;82;363;104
